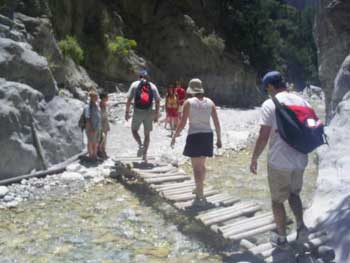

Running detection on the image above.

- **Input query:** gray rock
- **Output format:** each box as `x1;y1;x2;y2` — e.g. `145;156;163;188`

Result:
331;55;350;116
0;37;57;100
60;172;84;182
0;79;84;179
0;186;9;198
15;13;96;97
315;0;350;118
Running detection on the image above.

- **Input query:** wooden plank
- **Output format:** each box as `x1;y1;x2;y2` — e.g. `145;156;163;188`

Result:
220;212;272;231
196;202;256;221
164;189;219;202
160;186;196;196
174;196;240;210
139;171;186;179
151;181;195;191
134;165;176;174
239;239;257;250
201;205;261;226
227;222;277;241
222;216;275;238
144;175;190;184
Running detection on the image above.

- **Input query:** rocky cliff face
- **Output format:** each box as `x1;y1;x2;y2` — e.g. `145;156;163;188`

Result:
315;0;350;118
0;13;92;179
307;1;350;262
38;0;260;107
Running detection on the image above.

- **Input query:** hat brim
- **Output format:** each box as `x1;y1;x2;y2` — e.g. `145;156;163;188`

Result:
187;87;205;95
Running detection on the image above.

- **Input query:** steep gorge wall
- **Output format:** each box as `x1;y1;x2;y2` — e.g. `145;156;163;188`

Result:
307;1;350;262
44;0;260;107
315;0;350;117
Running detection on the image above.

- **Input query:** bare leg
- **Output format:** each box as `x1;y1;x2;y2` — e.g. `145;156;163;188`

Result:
143;131;150;161
288;193;305;228
272;201;287;236
191;157;206;199
132;129;142;147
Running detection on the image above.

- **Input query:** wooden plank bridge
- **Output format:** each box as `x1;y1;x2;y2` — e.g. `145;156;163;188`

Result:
111;156;334;263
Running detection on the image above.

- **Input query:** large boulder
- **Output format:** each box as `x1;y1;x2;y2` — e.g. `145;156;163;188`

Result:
306;91;350;263
0;79;84;179
0;37;57;100
0;79;43;177
315;0;350;118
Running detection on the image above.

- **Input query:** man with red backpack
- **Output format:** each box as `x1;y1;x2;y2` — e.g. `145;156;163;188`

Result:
250;71;320;249
125;70;160;162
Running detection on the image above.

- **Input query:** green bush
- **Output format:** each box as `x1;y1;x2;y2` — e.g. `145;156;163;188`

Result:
58;36;84;64
107;36;137;57
202;32;225;53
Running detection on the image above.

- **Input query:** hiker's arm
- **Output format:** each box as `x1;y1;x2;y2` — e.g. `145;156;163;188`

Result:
171;101;189;146
250;125;271;174
211;104;222;148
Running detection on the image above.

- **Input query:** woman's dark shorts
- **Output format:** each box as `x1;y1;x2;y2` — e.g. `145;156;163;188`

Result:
183;132;213;158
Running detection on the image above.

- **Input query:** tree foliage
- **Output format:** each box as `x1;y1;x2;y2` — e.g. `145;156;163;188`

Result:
219;0;318;87
107;36;137;57
58;36;84;64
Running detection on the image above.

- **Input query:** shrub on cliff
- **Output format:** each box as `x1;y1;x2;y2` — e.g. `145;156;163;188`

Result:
58;36;84;65
202;32;225;53
107;36;137;57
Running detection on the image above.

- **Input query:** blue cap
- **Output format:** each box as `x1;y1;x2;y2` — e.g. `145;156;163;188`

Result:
262;71;283;88
139;69;148;77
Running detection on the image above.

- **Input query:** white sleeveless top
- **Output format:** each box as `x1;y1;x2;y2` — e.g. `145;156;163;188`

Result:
187;97;214;135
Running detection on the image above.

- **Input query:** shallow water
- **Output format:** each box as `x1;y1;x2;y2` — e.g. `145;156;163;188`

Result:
0;182;222;263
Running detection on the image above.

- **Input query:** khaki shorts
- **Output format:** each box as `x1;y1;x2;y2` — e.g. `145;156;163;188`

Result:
132;109;154;133
267;165;304;203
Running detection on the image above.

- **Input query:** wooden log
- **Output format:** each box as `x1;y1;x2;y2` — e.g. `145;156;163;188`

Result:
222;216;275;238
220;212;272;231
205;193;230;202
227;222;277;241
151;181;195;191
139;171;186;179
201;205;261;226
160;185;197;196
239;239;257;250
133;168;178;175
145;175;191;184
174;196;240;210
134;165;175;174
196;202;257;221
165;189;219;202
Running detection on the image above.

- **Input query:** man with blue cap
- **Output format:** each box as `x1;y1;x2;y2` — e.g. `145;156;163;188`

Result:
125;69;160;162
250;71;310;249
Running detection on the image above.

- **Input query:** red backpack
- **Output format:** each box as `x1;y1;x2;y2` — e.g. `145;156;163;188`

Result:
134;80;153;109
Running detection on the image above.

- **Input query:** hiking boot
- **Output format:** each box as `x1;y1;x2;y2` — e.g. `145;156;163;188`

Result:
191;196;215;209
296;224;309;243
270;231;290;250
137;144;144;157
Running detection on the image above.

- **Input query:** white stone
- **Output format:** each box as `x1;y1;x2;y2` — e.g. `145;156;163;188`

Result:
0;186;9;198
66;162;82;173
60;172;84;182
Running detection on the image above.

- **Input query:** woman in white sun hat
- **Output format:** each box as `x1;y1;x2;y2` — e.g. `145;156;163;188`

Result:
171;78;222;208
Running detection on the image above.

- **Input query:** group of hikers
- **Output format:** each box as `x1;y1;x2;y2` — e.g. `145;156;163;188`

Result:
83;70;325;250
